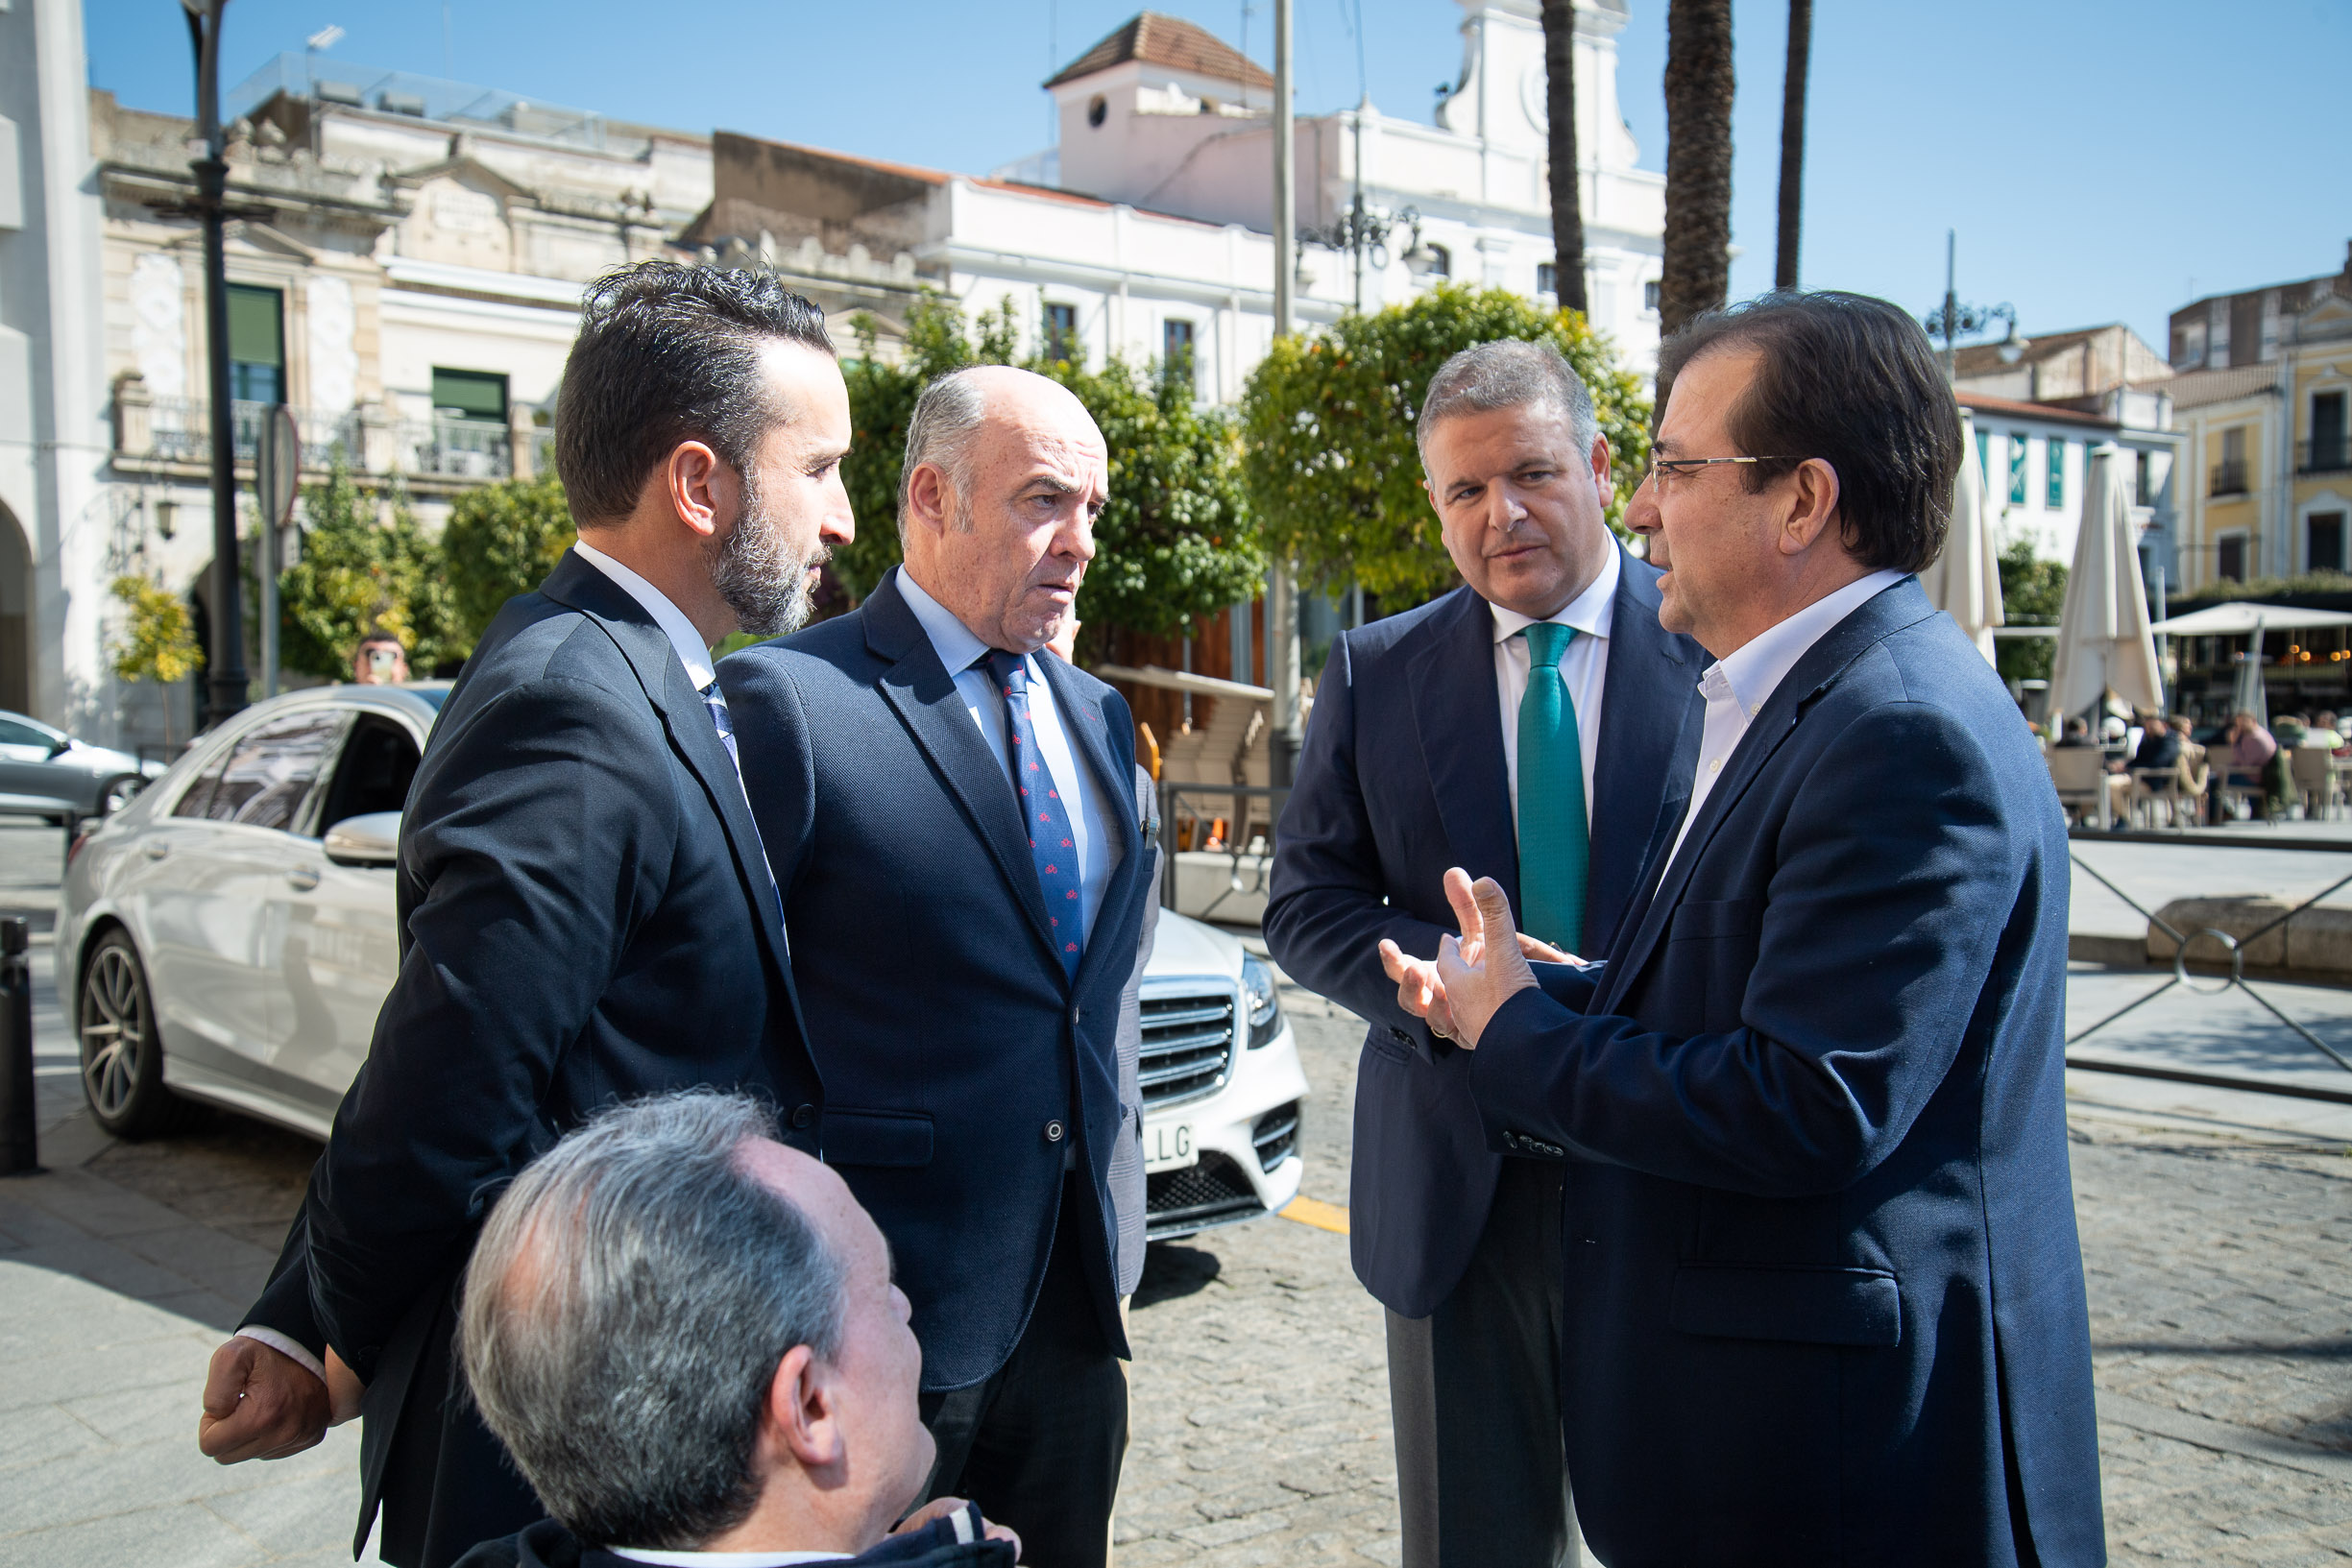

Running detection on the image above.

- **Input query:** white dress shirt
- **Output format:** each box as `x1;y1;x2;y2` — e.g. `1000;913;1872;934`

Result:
610;1550;847;1565
896;569;1121;941
1490;544;1619;832
1657;569;1908;882
609;1549;848;1565
573;538;717;691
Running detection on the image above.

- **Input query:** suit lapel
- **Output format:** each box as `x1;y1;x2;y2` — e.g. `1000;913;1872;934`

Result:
1601;577;1938;1004
1585;550;1697;952
539;552;798;990
862;572;1062;965
1405;588;1522;914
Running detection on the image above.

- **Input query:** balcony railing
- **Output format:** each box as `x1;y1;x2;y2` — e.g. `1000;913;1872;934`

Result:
2210;460;2250;497
2299;437;2352;475
120;389;538;485
398;417;511;479
146;398;363;468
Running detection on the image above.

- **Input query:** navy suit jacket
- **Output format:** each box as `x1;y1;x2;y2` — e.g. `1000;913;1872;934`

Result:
1471;579;2103;1566
247;549;821;1564
717;567;1153;1391
1262;548;1703;1317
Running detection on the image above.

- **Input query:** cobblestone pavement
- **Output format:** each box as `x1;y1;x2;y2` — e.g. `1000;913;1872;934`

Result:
4;880;2349;1564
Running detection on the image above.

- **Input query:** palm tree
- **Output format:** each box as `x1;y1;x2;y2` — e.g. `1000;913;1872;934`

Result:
1541;0;1588;314
1659;0;1734;396
1775;0;1812;291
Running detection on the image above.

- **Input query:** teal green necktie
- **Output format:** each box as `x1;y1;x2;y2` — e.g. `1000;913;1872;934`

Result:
1517;621;1589;952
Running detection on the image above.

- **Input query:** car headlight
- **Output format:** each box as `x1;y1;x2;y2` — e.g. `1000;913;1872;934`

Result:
1241;953;1281;1049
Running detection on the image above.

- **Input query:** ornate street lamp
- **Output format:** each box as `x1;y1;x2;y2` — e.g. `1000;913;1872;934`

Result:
1923;229;2026;381
1297;201;1431;313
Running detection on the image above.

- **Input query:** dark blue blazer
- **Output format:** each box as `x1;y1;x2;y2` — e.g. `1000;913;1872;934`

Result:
1262;547;1703;1317
1471;578;2103;1566
717;567;1153;1391
254;549;821;1564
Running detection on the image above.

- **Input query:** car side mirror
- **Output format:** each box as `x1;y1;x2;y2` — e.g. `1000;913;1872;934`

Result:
47;736;70;758
324;810;401;867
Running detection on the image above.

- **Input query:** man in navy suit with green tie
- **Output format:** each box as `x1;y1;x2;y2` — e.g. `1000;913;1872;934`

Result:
1266;341;1703;1566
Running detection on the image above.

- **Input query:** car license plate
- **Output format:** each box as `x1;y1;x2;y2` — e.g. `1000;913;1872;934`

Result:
1144;1120;1197;1173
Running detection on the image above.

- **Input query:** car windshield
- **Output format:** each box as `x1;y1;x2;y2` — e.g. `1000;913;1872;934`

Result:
0;711;66;748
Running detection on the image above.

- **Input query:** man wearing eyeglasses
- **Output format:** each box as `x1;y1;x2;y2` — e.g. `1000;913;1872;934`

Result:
1380;293;2103;1566
1265;338;1703;1568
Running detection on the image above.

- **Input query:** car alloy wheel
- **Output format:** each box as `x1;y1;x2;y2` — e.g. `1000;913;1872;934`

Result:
79;933;176;1138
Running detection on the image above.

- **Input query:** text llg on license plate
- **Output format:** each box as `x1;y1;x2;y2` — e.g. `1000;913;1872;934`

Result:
1144;1120;1197;1172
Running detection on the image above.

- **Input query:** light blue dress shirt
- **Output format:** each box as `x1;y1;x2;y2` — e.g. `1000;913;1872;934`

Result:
895;568;1121;942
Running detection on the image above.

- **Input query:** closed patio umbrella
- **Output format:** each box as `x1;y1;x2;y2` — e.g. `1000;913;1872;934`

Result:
1918;406;2005;663
2049;445;2164;722
2231;615;2269;730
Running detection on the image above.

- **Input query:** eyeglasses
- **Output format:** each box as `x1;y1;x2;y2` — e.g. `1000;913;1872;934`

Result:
1638;455;1804;494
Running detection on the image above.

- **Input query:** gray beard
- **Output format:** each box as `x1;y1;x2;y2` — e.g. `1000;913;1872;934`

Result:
708;478;822;639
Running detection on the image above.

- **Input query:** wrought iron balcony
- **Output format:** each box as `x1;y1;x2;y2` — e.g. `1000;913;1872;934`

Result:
2210;460;2250;497
2299;437;2352;475
143;398;362;468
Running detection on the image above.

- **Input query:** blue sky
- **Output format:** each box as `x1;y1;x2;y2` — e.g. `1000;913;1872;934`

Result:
85;0;2351;350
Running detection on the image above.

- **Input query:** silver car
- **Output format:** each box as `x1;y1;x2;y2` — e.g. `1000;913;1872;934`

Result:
0;709;166;826
60;685;1307;1241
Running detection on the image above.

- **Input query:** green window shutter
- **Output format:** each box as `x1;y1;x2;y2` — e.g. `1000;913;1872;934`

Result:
432;368;509;422
1976;429;1990;485
2008;434;2028;504
226;285;284;368
2046;438;2066;509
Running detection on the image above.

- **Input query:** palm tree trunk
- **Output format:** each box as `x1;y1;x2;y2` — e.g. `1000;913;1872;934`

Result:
1775;0;1812;291
1542;0;1588;314
1659;0;1734;368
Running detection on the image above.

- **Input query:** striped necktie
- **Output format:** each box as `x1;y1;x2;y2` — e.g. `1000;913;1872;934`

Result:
699;680;740;774
1517;621;1589;953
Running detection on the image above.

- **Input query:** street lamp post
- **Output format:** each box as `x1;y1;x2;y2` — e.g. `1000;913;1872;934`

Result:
1923;229;2023;383
1268;0;1301;788
184;0;249;726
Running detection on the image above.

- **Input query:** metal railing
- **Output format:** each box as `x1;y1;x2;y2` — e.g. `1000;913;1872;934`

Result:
2067;833;2352;1105
398;417;511;479
2298;437;2351;475
146;398;362;467
2209;460;2250;496
1156;781;1289;922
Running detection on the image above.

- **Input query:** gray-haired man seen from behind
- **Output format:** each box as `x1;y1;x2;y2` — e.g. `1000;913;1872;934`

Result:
454;1091;1020;1568
1265;339;1704;1566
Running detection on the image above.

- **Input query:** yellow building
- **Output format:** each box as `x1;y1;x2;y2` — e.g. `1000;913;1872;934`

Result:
2170;245;2352;591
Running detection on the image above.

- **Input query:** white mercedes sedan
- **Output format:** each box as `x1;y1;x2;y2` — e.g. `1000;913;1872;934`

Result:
60;685;1307;1242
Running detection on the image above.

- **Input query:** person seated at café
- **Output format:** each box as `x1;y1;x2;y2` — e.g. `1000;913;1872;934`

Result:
2130;716;2183;775
2301;710;2347;751
2219;712;2293;822
454;1092;1021;1568
2055;715;2096;749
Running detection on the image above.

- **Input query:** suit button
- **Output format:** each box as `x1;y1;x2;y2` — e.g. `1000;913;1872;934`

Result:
1044;1120;1066;1144
789;1104;815;1130
1391;1026;1412;1046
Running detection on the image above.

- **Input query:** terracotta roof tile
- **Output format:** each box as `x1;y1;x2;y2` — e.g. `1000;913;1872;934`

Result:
1045;12;1274;91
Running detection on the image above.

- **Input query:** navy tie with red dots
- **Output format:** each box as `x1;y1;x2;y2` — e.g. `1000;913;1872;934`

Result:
985;649;1084;978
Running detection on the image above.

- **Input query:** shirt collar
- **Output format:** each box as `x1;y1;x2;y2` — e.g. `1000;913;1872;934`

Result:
895;566;1016;679
607;1549;850;1566
1708;568;1907;719
570;539;716;690
1489;542;1622;646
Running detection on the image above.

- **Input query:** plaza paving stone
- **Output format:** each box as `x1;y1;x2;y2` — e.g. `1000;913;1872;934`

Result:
2;804;2347;1564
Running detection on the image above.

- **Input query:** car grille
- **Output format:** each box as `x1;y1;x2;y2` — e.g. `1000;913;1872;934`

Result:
1138;984;1235;1110
1251;1101;1300;1172
1146;1151;1264;1239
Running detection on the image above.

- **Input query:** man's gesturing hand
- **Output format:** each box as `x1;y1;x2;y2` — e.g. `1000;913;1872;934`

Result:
197;1336;331;1462
1378;937;1458;1040
1432;868;1537;1049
